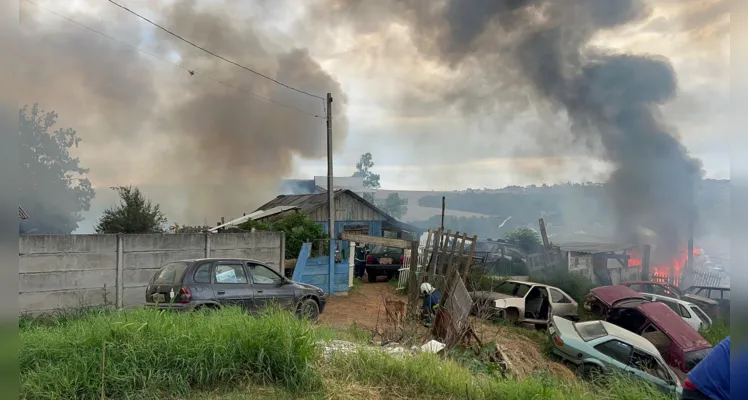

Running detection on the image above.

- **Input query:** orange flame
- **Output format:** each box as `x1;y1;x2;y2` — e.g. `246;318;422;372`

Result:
628;247;698;277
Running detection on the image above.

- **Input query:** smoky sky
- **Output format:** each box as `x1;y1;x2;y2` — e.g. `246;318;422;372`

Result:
306;0;707;258
20;0;348;225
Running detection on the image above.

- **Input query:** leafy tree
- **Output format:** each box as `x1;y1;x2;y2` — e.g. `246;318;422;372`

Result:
352;152;380;203
238;213;327;259
19;104;95;234
376;193;408;220
503;227;542;254
95;186;167;234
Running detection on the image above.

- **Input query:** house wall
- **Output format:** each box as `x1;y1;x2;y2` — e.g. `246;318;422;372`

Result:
19;232;284;313
308;192;384;222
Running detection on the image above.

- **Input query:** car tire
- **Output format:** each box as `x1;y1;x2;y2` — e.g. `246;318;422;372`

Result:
576;363;603;380
367;268;377;283
297;298;320;321
386;271;395;281
503;308;520;324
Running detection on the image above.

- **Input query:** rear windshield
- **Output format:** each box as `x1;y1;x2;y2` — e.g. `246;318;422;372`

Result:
152;262;190;285
574;321;608;342
371;245;403;254
685;347;712;371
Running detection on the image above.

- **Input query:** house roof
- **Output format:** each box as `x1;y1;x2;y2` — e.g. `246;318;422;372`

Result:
255;189;423;234
557;241;635;254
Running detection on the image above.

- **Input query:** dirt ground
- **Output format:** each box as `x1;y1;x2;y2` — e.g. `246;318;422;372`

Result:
317;281;577;382
318;281;399;329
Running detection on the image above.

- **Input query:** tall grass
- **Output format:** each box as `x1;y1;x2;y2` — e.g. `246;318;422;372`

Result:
20;307;320;399
701;318;730;346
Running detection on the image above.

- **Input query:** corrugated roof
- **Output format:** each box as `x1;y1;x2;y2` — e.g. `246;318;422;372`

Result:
557;241;635;254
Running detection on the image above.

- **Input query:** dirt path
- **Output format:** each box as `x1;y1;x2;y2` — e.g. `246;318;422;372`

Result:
318;282;400;329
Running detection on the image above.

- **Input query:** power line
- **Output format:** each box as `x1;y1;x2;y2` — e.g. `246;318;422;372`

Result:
23;0;324;119
107;0;325;101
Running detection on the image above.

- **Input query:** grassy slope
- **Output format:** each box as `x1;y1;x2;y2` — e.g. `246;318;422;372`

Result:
20;307;686;400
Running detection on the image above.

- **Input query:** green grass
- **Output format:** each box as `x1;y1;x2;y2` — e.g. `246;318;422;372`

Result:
701;318;730;346
21;307;320;399
21;307;678;400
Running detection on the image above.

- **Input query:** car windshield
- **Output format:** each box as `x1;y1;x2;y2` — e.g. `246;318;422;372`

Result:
371;245;402;254
495;281;531;297
152;262;189;285
685;348;712;371
574;321;608;342
612;298;648;308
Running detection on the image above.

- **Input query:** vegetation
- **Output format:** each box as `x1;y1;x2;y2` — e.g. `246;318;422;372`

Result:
529;269;596;304
19;104;96;234
21;307;673;400
95;186;167;234
237;213;327;259
503;227;542;254
701;319;730;346
377;192;408;219
352;152;381;203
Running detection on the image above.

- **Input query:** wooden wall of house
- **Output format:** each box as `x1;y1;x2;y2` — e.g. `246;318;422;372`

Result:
308;192;384;222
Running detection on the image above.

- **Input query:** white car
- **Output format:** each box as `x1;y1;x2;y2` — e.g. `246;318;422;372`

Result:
470;280;579;327
639;293;712;331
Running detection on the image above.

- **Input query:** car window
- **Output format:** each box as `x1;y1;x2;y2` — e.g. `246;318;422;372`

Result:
214;263;248;284
516;284;531;297
193;262;213;283
651;284;669;296
630;351;672;383
248;263;283;285
152;262;189;285
628;284;643;292
691;306;709;324
679;304;692;318
693;288;705;296
659;299;681;315
594;340;633;364
549;288;571;303
495;282;517;296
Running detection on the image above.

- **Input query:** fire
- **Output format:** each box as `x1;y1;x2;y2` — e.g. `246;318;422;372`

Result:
628;247;699;277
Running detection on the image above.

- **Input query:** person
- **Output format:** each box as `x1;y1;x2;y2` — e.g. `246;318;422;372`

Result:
681;336;729;400
420;282;441;327
353;243;369;281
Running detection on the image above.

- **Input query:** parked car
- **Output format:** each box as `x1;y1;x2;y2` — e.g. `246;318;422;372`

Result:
585;285;712;375
365;245;405;282
639;293;712;331
619;281;718;316
584;285;649;316
548;315;682;395
145;258;327;320
470;279;578;327
684;285;730;317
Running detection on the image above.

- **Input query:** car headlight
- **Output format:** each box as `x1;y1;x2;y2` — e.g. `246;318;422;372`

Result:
493;299;506;309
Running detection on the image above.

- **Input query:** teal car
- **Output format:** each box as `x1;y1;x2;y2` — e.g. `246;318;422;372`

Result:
548;315;682;396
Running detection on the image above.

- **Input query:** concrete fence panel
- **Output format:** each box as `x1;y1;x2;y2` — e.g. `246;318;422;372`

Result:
19;231;284;313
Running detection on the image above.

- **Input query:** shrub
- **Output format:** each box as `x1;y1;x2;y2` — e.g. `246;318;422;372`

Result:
530;269;595;303
20;307;320;399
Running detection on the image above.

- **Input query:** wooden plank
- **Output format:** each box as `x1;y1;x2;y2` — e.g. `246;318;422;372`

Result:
463;235;478;283
538;218;550;249
423;229;434;269
428;228;443;281
435;229;452;276
407;240;420;314
338;232;412;249
456;232;467;271
443;233;461;282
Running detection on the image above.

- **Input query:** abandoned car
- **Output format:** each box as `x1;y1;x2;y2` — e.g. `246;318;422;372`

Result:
619;281;718;316
585;285;712;375
470;279;578;327
548;316;682;396
145;258;327;320
684;285;730;317
639;293;712;331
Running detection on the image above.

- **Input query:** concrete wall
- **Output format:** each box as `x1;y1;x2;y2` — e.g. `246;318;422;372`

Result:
19;232;284;313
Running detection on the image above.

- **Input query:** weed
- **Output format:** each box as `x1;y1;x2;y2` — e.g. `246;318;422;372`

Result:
20;307;321;399
701;319;730;346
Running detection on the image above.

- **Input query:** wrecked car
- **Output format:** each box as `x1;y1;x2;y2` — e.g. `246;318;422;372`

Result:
470;279;578;327
548;316;682;396
619;281;718;316
585;285;712;375
639;293;712;331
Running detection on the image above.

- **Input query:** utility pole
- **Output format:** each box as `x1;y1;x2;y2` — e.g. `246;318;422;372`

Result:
326;93;335;296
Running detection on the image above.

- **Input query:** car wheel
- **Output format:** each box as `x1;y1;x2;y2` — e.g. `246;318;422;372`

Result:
503;308;520;324
386;271;395;281
297;298;320;321
576;363;603;380
366;268;377;283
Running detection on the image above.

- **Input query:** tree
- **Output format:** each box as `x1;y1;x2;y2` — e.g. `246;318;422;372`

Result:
352;152;380;203
238;213;327;259
19;104;96;234
95;186;167;234
377;193;408;220
503;227;542;254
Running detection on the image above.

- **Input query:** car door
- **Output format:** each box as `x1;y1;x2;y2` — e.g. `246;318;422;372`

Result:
592;339;633;372
212;261;252;309
246;263;296;311
549;288;576;317
677;303;701;331
626;349;679;393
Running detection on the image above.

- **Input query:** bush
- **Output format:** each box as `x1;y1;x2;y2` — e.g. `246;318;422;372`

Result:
20;307;320;399
529;269;595;303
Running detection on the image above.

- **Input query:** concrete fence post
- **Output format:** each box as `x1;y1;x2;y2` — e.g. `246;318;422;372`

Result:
205;232;212;258
279;232;286;276
116;234;124;309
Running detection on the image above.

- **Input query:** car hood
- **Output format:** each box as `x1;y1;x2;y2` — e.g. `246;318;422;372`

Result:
589;285;645;307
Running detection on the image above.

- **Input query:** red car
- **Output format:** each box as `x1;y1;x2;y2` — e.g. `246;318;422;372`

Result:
585;285;712;376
